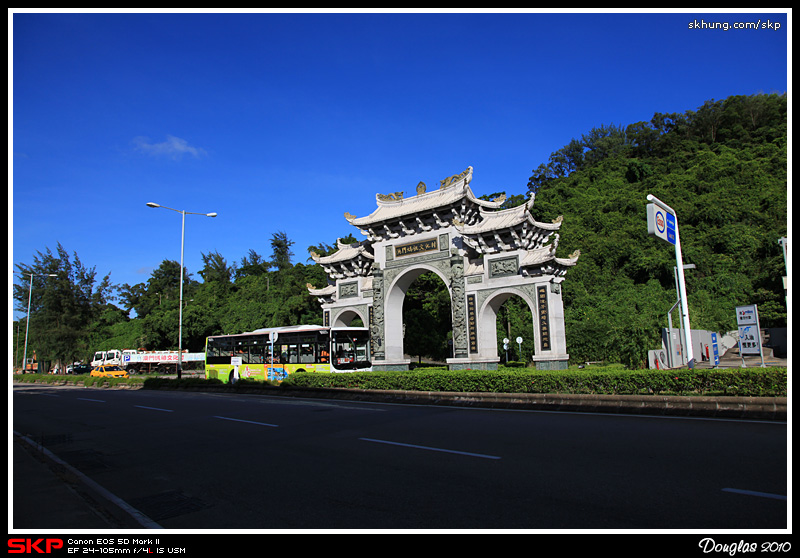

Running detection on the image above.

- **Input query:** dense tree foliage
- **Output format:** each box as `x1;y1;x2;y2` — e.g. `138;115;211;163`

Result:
527;93;787;367
13;94;786;370
13;244;114;370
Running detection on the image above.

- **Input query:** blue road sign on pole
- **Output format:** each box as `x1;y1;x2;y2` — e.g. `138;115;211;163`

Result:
665;211;676;245
647;195;694;368
647;203;676;246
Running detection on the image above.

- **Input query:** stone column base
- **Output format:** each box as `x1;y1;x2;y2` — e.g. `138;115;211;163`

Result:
372;359;411;372
446;358;500;371
530;355;570;370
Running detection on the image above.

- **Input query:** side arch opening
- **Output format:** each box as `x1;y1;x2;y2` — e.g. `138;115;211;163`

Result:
478;289;538;365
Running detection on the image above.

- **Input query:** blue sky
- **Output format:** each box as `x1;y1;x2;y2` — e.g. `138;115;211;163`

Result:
10;9;789;318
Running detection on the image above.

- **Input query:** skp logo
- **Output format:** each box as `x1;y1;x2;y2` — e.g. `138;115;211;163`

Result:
8;539;64;554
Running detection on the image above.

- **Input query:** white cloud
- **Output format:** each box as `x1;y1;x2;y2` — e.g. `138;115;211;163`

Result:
133;135;207;160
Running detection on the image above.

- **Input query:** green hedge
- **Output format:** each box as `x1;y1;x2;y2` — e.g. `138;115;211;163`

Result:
14;367;787;397
280;366;787;397
12;373;146;388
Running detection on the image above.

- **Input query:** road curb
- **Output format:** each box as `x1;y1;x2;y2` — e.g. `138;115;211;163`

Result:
13;380;787;421
268;387;787;420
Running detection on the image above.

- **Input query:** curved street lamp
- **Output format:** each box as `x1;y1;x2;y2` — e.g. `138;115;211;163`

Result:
147;202;217;378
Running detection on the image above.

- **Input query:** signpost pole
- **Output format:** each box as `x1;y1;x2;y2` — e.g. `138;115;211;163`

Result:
647;195;694;368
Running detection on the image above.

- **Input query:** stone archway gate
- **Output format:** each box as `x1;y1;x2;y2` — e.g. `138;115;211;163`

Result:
307;166;580;371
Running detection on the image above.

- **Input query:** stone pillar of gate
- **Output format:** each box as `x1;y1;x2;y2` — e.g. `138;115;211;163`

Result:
529;278;570;370
370;266;386;365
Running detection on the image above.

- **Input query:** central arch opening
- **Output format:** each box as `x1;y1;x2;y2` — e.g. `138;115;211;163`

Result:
384;266;451;365
403;271;452;365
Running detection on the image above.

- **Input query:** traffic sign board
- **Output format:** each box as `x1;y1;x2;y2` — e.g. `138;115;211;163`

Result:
647;203;676;245
736;305;758;326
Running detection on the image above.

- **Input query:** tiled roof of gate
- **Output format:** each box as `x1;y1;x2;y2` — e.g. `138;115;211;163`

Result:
346;167;503;228
453;197;562;235
309;240;374;264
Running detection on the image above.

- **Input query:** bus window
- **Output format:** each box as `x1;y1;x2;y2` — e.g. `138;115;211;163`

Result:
249;344;265;364
300;343;315;363
207;338;233;363
282;344;299;364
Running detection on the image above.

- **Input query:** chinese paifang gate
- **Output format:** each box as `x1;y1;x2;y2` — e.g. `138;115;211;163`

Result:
307;166;580;371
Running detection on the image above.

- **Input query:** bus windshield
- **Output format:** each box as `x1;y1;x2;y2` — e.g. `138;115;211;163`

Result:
331;328;371;370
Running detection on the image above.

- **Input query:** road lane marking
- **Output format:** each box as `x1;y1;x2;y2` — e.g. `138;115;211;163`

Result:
359;437;501;460
135;405;174;412
213;416;279;428
77;397;106;402
722;488;786;501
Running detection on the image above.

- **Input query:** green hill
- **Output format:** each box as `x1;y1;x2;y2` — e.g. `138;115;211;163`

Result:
526;93;787;367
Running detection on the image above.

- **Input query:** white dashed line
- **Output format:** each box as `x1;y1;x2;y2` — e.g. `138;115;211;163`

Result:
722;488;786;500
359;437;501;460
213;416;279;428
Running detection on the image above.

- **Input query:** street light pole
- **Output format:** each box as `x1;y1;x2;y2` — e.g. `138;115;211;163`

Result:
147;202;217;378
21;272;57;374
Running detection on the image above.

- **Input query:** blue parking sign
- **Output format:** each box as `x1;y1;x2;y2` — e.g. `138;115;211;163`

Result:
665;212;676;245
711;332;719;366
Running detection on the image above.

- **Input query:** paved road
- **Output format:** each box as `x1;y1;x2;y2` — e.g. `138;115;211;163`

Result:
12;384;787;530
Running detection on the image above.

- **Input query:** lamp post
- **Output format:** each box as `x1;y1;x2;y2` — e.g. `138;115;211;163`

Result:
21;272;57;374
146;202;217;378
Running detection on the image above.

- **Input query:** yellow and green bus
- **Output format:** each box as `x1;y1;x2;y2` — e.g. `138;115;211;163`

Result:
205;325;371;383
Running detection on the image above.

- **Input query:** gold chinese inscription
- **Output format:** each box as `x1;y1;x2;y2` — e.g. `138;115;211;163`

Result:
537;286;551;351
394;238;438;258
467;294;478;354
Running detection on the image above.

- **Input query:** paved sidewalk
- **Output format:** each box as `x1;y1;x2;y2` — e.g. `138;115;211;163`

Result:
12;434;159;531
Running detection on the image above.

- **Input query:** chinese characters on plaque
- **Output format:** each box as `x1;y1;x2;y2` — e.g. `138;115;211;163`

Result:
467;294;477;353
395;238;438;258
537;286;551;351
